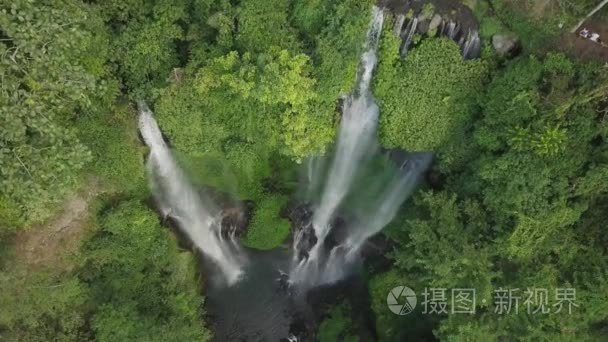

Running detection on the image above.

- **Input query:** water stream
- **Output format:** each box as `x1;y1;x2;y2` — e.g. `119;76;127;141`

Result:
139;102;246;286
289;7;431;288
139;6;434;340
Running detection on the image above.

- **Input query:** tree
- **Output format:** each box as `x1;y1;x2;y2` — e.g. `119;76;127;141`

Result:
384;52;608;340
0;0;116;229
107;0;189;97
312;0;374;100
0;270;87;341
235;0;300;54
157;48;333;181
374;37;488;170
81;200;211;341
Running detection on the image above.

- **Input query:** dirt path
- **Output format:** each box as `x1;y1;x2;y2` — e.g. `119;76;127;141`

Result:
12;177;102;270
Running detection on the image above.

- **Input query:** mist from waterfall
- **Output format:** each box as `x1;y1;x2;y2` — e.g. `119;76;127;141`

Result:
138;103;246;285
138;6;431;292
290;7;431;287
310;6;384;248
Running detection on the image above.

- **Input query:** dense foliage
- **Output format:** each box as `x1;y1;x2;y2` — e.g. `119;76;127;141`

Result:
1;0;607;340
0;199;210;341
81;200;210;341
151;0;373;248
375;30;488;169
0;266;88;341
0;0;116;228
373;49;608;341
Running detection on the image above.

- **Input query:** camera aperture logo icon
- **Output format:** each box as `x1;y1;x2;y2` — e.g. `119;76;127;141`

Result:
387;286;417;315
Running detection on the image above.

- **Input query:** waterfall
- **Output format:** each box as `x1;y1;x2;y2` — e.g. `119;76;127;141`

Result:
289;7;431;287
461;30;480;60
393;14;480;60
138;102;246;285
446;21;458;39
308;5;384;252
137;5;432;292
400;17;419;56
393;14;405;36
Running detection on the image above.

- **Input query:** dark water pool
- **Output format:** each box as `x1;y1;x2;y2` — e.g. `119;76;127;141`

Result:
204;249;304;341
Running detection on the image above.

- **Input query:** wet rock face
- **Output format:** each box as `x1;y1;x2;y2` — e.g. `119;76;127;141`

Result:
296;225;318;261
286;202;397;269
219;199;254;238
492;33;521;58
417;16;430;34
285;311;315;342
196;186;253;238
287;203;318;260
324;217;348;251
287;202;356;263
361;234;397;273
429;13;443;32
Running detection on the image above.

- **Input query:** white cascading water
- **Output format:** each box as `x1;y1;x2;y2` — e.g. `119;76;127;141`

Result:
400;16;418;56
289;7;433;287
314;152;431;285
310;6;384;243
138;102;246;285
138;6;432;292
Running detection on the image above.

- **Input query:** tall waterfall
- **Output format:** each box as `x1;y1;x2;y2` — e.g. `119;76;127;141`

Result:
311;6;384;246
138;5;431;292
290;7;431;287
138;102;246;285
294;7;384;280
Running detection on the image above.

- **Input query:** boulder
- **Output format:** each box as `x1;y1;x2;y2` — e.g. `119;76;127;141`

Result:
429;14;442;31
417;16;429;34
492;33;521;58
